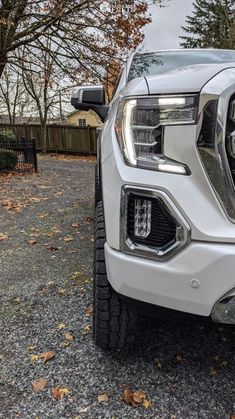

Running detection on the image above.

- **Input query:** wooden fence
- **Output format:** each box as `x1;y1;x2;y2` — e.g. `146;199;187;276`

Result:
0;123;98;155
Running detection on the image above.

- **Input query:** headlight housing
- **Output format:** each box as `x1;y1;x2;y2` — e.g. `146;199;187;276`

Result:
115;95;198;173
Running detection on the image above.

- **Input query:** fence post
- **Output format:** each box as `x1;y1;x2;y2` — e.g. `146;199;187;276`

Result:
87;125;91;156
21;136;29;163
32;138;38;173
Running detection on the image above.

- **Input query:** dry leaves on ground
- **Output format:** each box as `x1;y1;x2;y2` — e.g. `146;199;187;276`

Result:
28;240;37;245
27;345;36;352
84;216;93;222
176;354;183;363
85;305;93;316
211;368;218;376
97;393;109;403
64;236;73;242
57;323;66;330
1;200;25;212
32;378;47;392
31;351;56;363
82;324;91;335
122;388;151;409
156;359;162;369
51;387;70;400
71;223;80;228
58;288;66;295
64;333;73;341
38;153;96;163
46;245;58;251
0;233;8;241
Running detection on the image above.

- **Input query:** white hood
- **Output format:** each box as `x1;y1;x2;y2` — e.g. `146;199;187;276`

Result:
124;62;235;97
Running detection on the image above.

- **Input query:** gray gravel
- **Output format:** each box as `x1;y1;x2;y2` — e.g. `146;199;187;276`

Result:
0;158;235;419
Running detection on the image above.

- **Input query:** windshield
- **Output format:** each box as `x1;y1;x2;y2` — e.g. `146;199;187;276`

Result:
128;50;235;81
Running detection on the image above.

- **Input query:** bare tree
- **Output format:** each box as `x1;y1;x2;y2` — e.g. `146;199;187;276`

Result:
20;39;69;152
0;66;37;124
0;1;165;78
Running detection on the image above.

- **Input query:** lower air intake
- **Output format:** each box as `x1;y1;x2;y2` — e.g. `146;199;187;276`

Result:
127;194;177;249
121;187;190;261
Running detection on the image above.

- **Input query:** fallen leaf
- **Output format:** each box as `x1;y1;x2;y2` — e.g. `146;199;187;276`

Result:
132;390;146;404
31;354;40;361
57;323;66;330
82;324;91;335
221;360;228;367
39;351;56;363
28;240;37;245
37;213;48;219
61;341;70;349
64;237;73;242
97;393;109;403
32;378;47;392
27;345;36;352
47;245;58;251
58;288;66;295
84;216;93;222
122;388;137;407
64;333;73;341
14;297;21;304
211;368;218;376
122;388;150;408
142;399;152;409
0;233;8;241
86;305;93;316
156;360;162;369
51;387;70;400
71;271;81;281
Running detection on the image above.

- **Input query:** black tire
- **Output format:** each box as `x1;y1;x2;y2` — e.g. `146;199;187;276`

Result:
94;165;101;208
93;201;142;350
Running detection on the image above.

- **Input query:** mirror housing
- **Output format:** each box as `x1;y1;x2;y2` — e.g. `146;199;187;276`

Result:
71;85;109;122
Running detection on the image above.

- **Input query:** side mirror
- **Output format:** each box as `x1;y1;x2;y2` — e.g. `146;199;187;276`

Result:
71;85;109;122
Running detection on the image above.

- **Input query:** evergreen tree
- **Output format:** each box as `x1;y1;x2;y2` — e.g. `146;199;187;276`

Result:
180;0;235;49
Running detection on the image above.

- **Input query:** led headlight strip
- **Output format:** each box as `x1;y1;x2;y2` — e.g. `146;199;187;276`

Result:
115;95;198;174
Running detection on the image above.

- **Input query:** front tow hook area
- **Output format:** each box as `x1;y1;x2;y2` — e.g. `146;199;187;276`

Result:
211;289;235;324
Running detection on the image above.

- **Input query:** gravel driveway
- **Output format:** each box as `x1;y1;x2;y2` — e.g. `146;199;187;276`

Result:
0;158;234;419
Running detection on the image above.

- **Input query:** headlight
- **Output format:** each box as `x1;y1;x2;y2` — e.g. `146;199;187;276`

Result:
115;95;198;173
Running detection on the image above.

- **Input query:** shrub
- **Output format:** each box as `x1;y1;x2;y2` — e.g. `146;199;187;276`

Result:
0;129;16;145
0;149;18;170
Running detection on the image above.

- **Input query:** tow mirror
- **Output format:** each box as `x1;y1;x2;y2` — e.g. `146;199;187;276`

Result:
71;85;109;122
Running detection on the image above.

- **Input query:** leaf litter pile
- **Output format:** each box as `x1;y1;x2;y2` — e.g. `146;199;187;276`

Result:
0;158;234;418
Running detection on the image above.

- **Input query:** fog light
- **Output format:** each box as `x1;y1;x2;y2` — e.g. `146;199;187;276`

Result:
212;293;235;324
134;199;151;238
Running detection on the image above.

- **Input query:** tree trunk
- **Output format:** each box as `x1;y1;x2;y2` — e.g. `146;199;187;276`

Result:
0;54;7;78
41;123;47;154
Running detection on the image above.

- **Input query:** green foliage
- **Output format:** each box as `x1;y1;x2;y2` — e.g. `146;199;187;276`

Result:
180;0;235;49
0;149;18;170
0;129;16;145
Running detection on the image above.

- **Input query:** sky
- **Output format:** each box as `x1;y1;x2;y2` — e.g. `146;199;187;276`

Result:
143;0;194;51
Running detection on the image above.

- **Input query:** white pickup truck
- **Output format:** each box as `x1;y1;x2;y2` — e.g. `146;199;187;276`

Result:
72;48;235;350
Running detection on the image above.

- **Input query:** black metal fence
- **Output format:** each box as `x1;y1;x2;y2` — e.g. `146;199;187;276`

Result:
0;137;38;173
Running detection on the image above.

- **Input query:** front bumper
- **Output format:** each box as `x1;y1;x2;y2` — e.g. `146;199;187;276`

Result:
105;241;235;318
